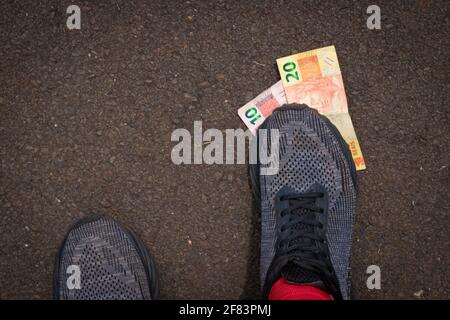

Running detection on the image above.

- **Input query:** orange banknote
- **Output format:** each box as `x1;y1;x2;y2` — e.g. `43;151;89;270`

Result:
277;46;366;170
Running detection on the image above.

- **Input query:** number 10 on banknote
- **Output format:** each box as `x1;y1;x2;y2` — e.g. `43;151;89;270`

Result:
277;45;366;170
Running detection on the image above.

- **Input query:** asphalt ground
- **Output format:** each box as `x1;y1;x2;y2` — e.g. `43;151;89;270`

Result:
0;0;448;299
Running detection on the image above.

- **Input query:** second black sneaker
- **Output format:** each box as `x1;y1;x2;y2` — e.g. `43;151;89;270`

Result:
54;215;159;300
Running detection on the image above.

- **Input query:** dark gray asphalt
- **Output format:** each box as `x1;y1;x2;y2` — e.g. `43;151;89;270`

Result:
0;0;449;299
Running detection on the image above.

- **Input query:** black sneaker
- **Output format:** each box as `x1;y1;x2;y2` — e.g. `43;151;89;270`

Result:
54;215;159;300
251;104;357;299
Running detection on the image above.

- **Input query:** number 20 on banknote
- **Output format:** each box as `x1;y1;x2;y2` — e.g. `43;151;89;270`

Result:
282;61;301;83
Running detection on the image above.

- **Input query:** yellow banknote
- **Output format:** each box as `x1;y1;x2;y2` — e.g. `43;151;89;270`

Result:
277;45;366;170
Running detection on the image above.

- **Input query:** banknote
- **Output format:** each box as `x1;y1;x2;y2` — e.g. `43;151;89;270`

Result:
237;80;287;135
276;45;366;170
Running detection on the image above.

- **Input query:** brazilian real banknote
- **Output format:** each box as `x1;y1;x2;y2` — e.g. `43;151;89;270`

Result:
276;45;365;170
237;81;287;135
237;46;365;170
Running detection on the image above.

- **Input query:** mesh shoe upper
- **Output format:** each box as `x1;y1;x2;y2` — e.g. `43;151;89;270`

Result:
54;216;158;300
255;104;357;299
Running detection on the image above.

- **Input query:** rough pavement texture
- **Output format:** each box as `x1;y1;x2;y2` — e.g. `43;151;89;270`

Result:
1;0;448;299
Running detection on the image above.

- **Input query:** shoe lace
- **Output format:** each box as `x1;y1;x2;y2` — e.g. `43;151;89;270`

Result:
275;192;339;294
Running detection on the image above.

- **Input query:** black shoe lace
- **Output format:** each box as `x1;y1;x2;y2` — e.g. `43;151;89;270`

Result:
275;191;340;296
